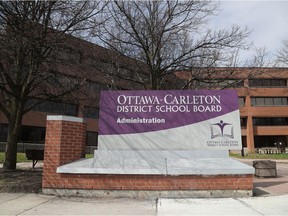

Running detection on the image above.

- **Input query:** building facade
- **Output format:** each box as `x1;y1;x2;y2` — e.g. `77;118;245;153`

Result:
237;69;288;152
0;34;144;153
176;68;288;153
0;34;287;153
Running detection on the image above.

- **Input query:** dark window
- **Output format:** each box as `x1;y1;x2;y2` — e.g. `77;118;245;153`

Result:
253;118;288;126
53;102;65;114
242;136;247;148
27;99;77;116
83;107;99;119
251;97;288;106
38;101;53;113
0;124;8;142
238;97;245;106
0;124;46;144
64;103;77;116
87;81;110;93
87;81;101;93
249;79;287;87
254;136;287;148
235;80;245;87
240;118;247;127
86;131;98;147
20;126;46;144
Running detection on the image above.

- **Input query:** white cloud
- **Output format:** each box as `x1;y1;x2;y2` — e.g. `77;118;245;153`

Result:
208;1;288;63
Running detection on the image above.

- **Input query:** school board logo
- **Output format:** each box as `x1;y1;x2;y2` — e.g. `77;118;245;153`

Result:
210;120;234;139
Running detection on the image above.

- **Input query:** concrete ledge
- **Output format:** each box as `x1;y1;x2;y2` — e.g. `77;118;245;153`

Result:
47;115;85;123
57;150;255;175
42;188;253;199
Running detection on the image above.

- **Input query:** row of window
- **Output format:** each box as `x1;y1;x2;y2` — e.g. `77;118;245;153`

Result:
238;97;288;106
193;78;287;89
87;80;128;93
193;79;244;88
249;79;287;87
253;118;288;126
240;118;288;127
251;97;288;106
87;81;110;93
0;124;98;147
26;99;100;119
84;107;99;119
254;136;287;148
26;99;78;116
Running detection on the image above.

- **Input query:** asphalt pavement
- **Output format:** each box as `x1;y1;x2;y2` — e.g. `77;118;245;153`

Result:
0;159;288;215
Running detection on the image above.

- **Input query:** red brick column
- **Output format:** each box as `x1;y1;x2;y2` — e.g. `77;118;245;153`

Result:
42;116;86;188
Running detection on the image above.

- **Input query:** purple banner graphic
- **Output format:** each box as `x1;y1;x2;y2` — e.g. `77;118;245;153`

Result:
98;90;242;150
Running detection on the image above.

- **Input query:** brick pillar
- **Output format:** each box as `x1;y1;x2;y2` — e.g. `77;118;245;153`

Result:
42;115;86;188
246;115;255;153
245;95;255;153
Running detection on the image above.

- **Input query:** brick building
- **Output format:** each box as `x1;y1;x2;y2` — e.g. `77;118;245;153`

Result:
0;34;287;153
238;69;288;153
176;68;288;153
0;34;144;153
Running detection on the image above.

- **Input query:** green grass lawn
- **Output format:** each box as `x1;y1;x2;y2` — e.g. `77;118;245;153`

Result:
0;153;29;163
230;152;288;160
85;154;93;158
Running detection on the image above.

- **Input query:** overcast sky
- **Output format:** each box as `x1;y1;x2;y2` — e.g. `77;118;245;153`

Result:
209;0;288;64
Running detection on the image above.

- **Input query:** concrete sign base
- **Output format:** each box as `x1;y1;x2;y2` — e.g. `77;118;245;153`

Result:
57;150;254;176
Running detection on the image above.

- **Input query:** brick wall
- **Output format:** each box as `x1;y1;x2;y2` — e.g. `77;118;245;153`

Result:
42;115;253;193
44;173;253;190
42;116;86;188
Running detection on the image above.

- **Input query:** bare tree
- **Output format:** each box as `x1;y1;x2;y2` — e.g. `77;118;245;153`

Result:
94;0;251;90
277;40;288;66
0;1;106;170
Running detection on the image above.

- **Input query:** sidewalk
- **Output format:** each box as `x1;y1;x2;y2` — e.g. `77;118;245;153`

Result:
0;193;156;215
1;193;288;215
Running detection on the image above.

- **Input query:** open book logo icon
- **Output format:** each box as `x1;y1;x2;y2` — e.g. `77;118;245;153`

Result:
210;120;234;139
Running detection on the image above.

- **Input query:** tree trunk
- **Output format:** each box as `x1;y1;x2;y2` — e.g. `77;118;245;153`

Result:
151;71;160;90
3;101;23;170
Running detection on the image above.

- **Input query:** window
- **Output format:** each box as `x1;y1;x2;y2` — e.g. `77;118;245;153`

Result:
86;132;98;147
254;136;287;148
87;81;109;94
240;118;247;127
0;124;46;144
58;46;82;63
249;79;287;87
83;107;99;119
251;97;288;106
193;79;244;89
27;99;78;116
65;103;78;116
0;124;8;142
20;126;46;144
253;118;288;126
87;81;101;93
238;97;245;106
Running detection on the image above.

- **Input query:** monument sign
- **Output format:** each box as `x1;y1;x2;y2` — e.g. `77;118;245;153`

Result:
47;89;254;197
98;90;242;150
